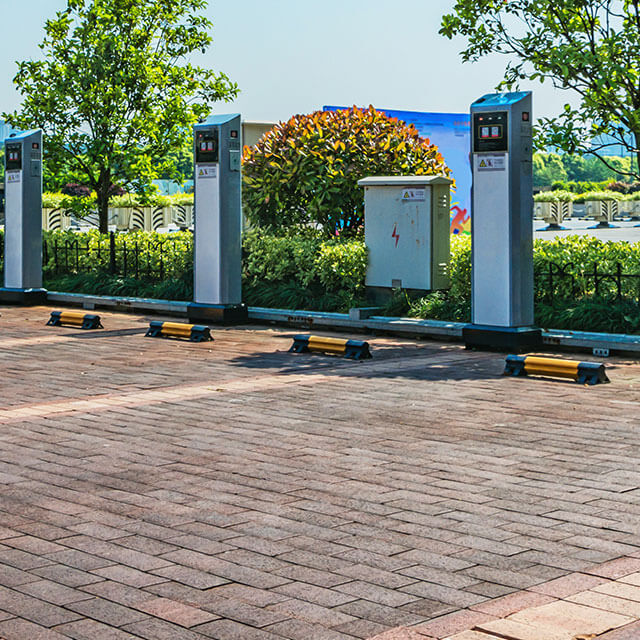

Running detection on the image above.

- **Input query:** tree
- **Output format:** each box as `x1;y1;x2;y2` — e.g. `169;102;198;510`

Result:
242;106;450;237
440;1;640;180
4;0;237;232
533;152;568;187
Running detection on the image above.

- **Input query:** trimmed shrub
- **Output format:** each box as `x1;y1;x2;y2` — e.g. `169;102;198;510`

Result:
534;190;575;202
242;106;450;236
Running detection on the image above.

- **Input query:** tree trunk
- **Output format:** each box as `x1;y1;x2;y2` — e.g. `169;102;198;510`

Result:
96;171;111;234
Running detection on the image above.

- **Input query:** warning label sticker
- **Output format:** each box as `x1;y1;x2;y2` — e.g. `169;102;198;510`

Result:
477;154;506;172
6;171;21;184
197;165;217;179
401;188;425;201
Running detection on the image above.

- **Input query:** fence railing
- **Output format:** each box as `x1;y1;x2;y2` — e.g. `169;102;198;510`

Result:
40;232;191;281
535;261;640;305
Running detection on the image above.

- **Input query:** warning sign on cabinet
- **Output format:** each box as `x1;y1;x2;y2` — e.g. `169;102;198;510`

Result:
197;165;218;178
401;188;425;201
476;154;506;172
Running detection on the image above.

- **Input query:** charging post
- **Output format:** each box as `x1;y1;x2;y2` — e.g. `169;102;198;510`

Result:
463;92;541;350
188;114;247;324
0;130;46;304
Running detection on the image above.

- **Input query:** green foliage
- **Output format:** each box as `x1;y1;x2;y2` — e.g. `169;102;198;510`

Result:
5;227;640;333
8;229;367;312
242;106;450;236
550;179;612;193
408;236;640;334
408;235;471;321
4;0;237;232
572;190;623;204
533;152;567;186
242;229;368;311
45;272;194;301
315;241;368;292
533;190;575;202
41;192;194;211
536;299;640;334
441;2;640;180
41;229;193;279
534;152;638;188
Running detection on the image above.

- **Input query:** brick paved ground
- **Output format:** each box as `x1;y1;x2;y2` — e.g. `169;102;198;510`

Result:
1;305;640;639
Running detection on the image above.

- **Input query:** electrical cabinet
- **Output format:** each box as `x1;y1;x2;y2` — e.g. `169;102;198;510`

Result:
359;176;453;292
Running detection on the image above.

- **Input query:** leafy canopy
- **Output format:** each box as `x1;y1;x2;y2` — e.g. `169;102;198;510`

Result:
4;0;237;231
440;0;640;179
242;106;450;237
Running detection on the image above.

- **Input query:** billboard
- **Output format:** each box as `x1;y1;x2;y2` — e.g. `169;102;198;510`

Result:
324;106;471;235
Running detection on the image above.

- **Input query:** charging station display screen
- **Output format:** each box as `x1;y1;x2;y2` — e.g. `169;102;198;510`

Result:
473;112;508;152
195;129;219;164
5;143;22;171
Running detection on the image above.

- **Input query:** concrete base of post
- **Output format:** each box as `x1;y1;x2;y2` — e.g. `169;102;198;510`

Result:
0;288;48;305
187;302;248;325
463;324;542;352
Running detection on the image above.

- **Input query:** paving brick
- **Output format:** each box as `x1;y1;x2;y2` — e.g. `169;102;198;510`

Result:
335;580;419;608
586;556;640;579
4;309;640;638
415;610;495;639
0;585;81;627
509;600;633;636
136;597;218;627
209;583;290;607
399;582;486;609
445;633;503;640
567;589;640;617
332;617;391;638
192;618;284;639
32;563;105;587
159;549;291;589
264;618;357;639
529;571;608;598
65;597;148;627
92;564;169;587
470;589;556;617
0;561;41;586
274;581;358;607
268;597;358;627
121;617;208;639
594;580;640;602
53;618;140;639
0;618;70;639
16;579;94;606
150;564;229;589
475;618;569;640
368;629;435;640
598;620;640;639
336;599;427;627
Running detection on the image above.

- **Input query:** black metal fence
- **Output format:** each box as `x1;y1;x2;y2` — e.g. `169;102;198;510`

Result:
535;261;640;305
40;232;191;281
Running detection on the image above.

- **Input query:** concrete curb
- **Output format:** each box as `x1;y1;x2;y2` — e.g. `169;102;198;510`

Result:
45;291;640;354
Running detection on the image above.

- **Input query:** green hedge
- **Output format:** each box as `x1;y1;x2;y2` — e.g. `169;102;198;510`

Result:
409;235;640;333
42;192;193;209
0;229;368;312
2;230;640;333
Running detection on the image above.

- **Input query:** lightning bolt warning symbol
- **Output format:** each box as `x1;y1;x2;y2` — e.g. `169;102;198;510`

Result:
392;224;400;248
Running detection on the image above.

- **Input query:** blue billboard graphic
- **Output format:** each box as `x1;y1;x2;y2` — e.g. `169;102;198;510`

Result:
324;106;471;234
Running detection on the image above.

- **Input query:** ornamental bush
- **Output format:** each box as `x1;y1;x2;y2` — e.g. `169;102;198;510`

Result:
242;106;450;236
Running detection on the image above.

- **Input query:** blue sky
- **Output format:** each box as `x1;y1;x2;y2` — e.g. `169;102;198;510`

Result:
1;0;573;123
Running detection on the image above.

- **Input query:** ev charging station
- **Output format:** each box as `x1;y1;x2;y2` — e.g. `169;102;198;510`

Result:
463;92;541;350
188;114;247;324
0;129;47;304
